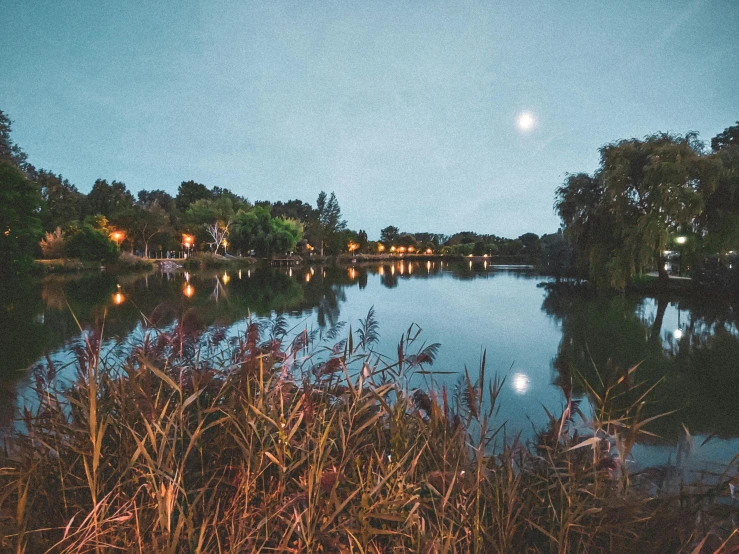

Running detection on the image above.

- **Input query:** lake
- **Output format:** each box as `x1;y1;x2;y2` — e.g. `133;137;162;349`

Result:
1;261;738;471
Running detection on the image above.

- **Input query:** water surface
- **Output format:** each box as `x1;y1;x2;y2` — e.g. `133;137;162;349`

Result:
1;261;738;470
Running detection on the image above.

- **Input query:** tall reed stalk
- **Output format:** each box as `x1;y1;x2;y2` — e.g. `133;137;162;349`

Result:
1;309;737;552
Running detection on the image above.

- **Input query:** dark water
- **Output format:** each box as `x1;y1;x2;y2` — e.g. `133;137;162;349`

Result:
1;261;738;469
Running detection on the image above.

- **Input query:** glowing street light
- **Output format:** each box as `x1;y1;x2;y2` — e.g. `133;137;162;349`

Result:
182;234;194;257
110;231;125;251
675;236;687;275
348;242;359;253
183;284;195;298
377;244;385;252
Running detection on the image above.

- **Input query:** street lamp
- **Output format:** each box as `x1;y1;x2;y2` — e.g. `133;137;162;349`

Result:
182;234;194;258
675;236;687;275
110;231;124;251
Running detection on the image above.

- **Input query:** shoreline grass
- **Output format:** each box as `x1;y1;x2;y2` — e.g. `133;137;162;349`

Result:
1;310;737;552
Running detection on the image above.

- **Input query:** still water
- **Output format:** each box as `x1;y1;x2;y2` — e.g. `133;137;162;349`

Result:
1;261;738;470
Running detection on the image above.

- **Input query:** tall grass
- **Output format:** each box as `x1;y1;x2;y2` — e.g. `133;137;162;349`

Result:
1;309;737;552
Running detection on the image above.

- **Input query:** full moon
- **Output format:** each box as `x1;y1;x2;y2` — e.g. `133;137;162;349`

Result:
517;111;535;132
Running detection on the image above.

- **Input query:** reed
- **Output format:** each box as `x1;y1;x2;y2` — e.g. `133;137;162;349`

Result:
1;309;737;553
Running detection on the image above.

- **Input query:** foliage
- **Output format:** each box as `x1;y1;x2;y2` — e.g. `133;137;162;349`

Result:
0;109;32;172
84;178;135;219
186;197;235;253
380;225;400;244
556;133;717;289
312;191;347;255
112;203;171;258
65;224;119;262
231;206;303;257
37;170;83;230
113;251;154;271
1;313;735;552
40;226;66;259
175;180;212;212
0;162;43;276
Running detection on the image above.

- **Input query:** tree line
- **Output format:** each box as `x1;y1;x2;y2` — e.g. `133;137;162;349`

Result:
0;108;560;277
555;122;739;290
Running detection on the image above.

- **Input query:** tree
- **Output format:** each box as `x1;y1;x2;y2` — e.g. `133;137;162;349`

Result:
711;122;739;151
0;162;43;275
176;180;212;212
357;229;368;252
556;133;716;289
0;110;33;175
231;207;303;257
699;124;739;255
313;191;347;255
113;204;170;258
186;197;235;254
85;179;134;219
65;224;118;262
38;170;83;230
380;225;400;245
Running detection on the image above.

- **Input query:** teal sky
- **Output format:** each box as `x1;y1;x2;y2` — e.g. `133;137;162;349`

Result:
1;1;737;238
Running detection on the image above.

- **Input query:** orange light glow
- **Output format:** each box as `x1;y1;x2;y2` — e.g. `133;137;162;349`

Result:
222;272;230;284
377;244;385;252
110;231;125;244
183;284;195;298
305;272;311;282
348;242;359;252
349;267;357;279
113;292;125;305
390;246;396;252
182;234;194;245
398;246;406;253
408;246;415;253
426;248;433;254
378;266;385;276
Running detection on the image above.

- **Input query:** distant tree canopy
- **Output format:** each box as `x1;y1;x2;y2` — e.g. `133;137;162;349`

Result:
231;206;303;257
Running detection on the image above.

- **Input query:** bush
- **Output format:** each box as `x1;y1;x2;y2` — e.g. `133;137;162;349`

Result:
112;252;153;271
183;251;255;270
39;226;66;259
65;224;119;262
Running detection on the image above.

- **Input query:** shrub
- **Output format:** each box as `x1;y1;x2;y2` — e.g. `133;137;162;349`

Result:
65;224;119;262
113;251;153;271
39;226;66;259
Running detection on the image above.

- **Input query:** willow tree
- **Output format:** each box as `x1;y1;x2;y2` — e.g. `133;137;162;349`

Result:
556;133;716;289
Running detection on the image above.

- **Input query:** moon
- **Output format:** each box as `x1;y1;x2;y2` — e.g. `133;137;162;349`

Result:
517;111;535;132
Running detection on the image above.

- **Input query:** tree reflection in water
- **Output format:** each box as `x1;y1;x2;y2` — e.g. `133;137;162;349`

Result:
542;283;739;440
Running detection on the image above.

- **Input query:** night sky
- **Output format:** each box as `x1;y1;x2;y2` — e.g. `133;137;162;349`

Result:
2;1;737;238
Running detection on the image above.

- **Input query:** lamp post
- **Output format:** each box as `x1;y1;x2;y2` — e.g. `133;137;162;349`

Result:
182;234;194;258
110;231;124;251
675;236;687;276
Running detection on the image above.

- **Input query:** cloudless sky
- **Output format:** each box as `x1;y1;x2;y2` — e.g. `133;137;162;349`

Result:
1;0;737;238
